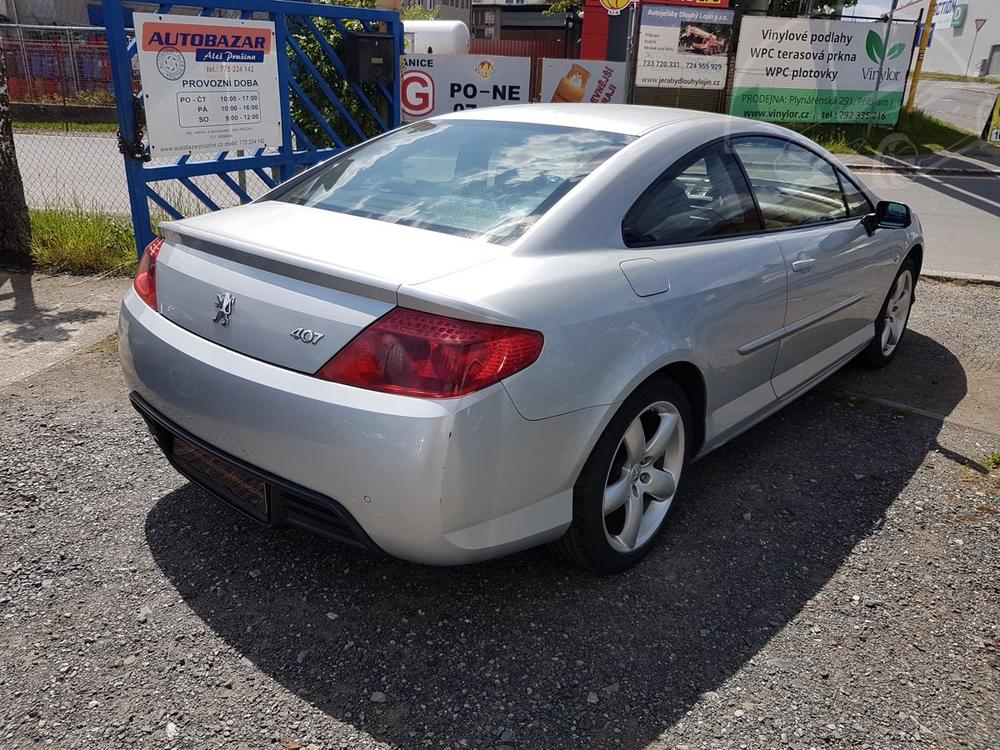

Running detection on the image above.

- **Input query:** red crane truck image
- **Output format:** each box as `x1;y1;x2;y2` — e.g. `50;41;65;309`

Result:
680;25;728;55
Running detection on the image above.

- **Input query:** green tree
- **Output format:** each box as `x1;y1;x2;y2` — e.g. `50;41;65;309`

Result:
401;2;439;21
543;0;582;16
0;45;31;269
289;0;435;150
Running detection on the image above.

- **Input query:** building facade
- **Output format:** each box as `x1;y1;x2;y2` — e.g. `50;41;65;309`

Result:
893;0;999;77
470;0;575;43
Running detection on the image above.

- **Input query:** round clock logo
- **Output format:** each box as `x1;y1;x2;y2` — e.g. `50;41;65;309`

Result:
156;47;185;80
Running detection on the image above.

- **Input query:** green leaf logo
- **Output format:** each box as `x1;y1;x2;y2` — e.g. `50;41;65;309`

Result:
866;30;886;63
887;42;906;60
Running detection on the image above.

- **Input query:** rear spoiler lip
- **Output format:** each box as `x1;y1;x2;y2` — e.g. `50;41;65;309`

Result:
396;282;532;330
159;221;399;306
160;221;520;329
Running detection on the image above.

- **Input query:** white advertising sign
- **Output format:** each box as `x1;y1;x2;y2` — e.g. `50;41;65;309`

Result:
401;54;530;120
636;4;735;89
135;13;281;157
539;59;626;104
731;17;914;124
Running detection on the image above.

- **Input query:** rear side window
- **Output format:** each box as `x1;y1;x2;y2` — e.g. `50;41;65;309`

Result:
732;137;848;230
272;120;633;244
839;171;873;217
623;143;761;247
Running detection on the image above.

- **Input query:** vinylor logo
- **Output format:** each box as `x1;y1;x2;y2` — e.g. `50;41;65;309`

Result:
865;30;906;64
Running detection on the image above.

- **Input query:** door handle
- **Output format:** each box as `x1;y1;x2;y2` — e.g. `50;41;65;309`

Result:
791;258;816;272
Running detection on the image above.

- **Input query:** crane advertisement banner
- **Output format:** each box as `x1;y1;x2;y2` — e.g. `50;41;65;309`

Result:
731;17;914;125
635;4;735;89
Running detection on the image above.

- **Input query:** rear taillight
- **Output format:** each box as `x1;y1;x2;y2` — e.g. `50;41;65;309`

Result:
133;236;164;309
316;308;543;398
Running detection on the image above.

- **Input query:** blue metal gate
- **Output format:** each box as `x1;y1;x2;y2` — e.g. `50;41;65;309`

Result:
101;0;402;255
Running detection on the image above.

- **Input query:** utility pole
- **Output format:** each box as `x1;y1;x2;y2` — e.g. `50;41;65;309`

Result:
904;0;937;112
0;44;32;268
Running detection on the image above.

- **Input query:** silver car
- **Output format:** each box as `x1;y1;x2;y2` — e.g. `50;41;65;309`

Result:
120;104;922;572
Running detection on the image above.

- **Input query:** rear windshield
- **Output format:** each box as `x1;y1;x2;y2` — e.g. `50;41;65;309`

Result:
272;120;633;244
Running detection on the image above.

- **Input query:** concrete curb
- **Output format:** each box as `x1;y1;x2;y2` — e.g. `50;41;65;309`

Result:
845;164;1000;177
922;269;1000;286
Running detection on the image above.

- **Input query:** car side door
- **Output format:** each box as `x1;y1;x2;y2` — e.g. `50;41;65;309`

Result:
622;141;788;448
731;137;897;398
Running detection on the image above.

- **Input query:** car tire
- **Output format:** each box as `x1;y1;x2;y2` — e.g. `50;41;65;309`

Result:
858;257;916;369
551;376;692;573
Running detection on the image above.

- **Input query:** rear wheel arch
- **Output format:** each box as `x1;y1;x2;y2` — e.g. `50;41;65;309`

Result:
653;361;706;457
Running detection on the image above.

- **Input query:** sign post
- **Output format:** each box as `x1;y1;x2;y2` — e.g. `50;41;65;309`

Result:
965;18;986;77
905;0;937;112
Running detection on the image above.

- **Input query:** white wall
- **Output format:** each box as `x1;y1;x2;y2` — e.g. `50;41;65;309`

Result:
894;0;999;76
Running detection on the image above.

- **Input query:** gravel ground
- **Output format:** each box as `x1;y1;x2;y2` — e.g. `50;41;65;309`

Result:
0;280;997;750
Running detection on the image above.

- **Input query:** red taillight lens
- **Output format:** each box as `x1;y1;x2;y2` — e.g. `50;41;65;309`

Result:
316;308;544;398
133;236;164;309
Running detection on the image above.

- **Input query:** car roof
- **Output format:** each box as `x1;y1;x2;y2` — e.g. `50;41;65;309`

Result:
436;103;735;137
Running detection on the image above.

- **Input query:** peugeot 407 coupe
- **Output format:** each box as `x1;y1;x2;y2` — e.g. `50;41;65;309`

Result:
120;104;922;573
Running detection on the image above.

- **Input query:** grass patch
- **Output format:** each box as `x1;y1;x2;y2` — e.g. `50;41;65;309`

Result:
14;120;117;133
790;108;986;156
30;209;137;276
986;453;1000;472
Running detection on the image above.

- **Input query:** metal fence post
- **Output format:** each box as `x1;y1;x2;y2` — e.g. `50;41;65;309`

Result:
273;13;295;182
67;28;81;97
102;0;154;255
16;25;32;101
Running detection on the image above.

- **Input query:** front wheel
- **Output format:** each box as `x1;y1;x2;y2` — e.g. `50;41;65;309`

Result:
858;257;916;368
551;376;691;573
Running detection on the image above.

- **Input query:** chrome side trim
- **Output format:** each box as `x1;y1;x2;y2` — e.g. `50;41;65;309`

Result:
738;290;870;355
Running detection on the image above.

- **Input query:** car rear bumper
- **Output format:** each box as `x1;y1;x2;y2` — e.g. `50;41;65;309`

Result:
119;291;607;565
131;392;384;552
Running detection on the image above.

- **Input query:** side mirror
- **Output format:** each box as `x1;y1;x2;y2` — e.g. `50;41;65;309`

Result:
863;201;911;234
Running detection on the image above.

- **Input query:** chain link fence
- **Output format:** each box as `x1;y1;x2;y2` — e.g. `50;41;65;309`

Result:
3;23;129;215
3;22;276;219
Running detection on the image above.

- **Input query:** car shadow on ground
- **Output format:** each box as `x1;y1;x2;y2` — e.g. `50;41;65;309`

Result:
144;331;969;749
0;271;107;344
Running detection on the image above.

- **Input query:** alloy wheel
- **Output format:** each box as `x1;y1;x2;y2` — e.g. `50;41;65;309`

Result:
881;269;913;356
602;401;685;554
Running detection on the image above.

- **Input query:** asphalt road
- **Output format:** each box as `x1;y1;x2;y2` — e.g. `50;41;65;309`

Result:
14;131;131;215
1;274;998;749
12;131;270;217
913;80;1000;137
864;171;1000;278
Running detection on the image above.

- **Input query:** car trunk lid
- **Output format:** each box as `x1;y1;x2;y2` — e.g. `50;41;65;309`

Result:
154;202;502;374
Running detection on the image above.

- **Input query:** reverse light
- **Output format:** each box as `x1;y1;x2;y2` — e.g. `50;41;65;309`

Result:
316;308;544;398
133;236;164;309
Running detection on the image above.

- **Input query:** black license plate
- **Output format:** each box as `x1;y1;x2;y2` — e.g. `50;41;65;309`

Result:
172;437;269;522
